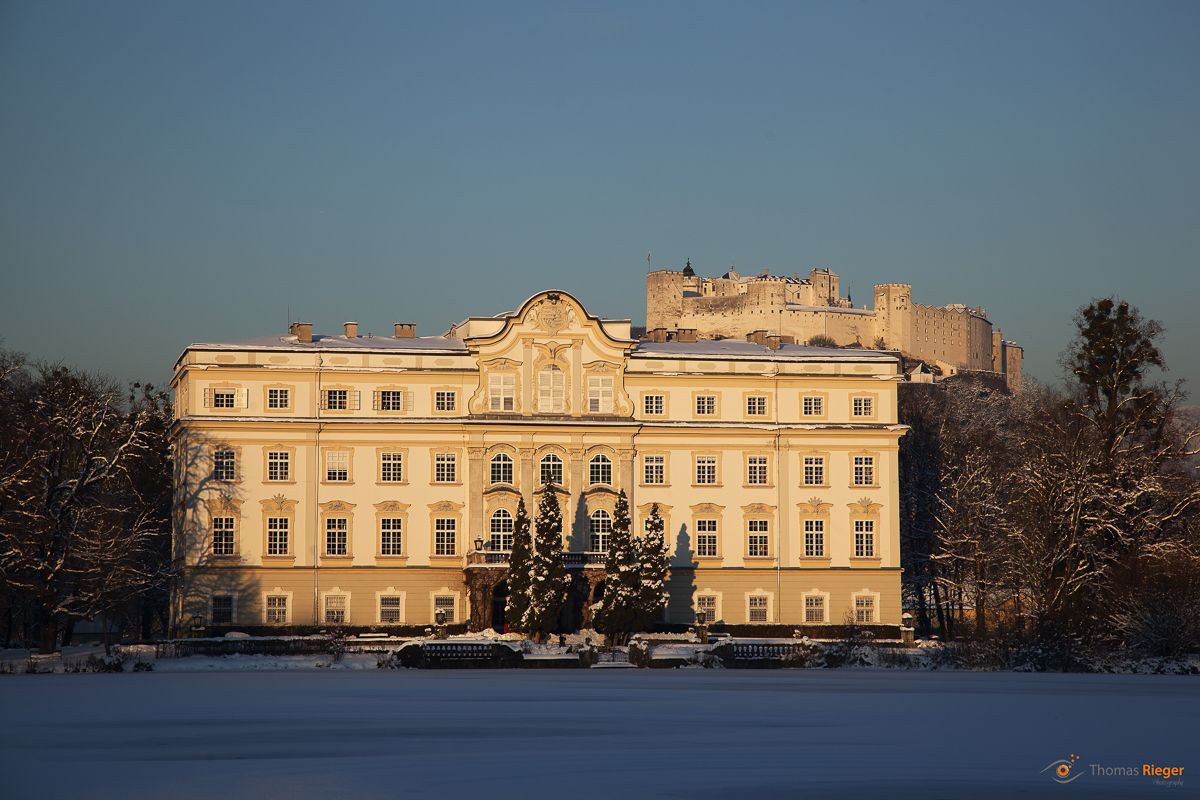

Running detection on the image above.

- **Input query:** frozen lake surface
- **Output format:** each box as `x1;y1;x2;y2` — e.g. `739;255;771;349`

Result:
1;669;1195;799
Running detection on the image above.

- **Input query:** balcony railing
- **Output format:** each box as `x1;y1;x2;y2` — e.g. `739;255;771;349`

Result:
465;549;607;567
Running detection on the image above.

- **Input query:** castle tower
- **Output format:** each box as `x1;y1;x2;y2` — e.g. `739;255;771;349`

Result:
873;283;913;353
646;269;687;331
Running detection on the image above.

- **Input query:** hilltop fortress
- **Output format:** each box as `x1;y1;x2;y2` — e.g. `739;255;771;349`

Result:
646;263;1023;389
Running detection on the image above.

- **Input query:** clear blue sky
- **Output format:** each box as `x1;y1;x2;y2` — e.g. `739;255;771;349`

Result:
2;1;1197;390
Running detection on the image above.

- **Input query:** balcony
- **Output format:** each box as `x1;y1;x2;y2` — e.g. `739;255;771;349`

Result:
465;549;607;568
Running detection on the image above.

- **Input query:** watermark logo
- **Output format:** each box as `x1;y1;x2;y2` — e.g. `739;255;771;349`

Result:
1042;754;1083;784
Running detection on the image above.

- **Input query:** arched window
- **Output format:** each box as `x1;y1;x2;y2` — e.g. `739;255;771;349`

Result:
490;453;513;485
589;509;613;552
538;365;565;413
540;454;563;486
589;454;612;486
489;509;514;551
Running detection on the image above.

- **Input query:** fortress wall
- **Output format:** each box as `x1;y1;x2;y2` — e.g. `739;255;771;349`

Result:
909;304;994;369
646;271;687;331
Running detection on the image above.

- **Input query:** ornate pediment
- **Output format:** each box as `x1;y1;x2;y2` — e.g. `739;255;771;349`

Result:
797;497;834;514
848;498;883;514
374;501;410;513
690;503;726;515
319;500;356;513
741;503;777;515
428;500;465;513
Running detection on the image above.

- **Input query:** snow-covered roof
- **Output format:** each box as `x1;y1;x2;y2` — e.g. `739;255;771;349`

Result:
186;334;468;354
632;340;899;362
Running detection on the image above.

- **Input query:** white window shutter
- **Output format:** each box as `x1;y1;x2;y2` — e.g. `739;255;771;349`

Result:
236;388;248;409
351;390;361;411
371;391;380;411
203;388;214;408
405;390;414;413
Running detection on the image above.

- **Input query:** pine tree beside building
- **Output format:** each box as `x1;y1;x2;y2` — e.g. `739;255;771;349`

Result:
524;484;569;642
637;503;670;631
503;497;533;633
594;490;640;645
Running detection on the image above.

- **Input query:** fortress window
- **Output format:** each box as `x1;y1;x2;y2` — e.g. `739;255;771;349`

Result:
855;595;876;623
325;450;349;482
379;452;404;483
804;595;826;623
696;595;718;623
379;596;402;624
747;520;770;557
378;390;407;412
434;453;457;483
211;595;234;625
802;396;824;417
324;595;347;624
213;448;236;482
267;388;290;409
212;389;236;409
747;455;769;485
434;595;456;622
266;517;289;556
803;456;825;486
746;396;767;416
695;395;717;416
695;455;718;485
266;450;290;482
748;595;769;622
589;509;613;552
643;394;665;416
322;389;349;411
211;516;235;556
380;518;403;556
804;520;825;557
434;519;457;556
852;396;874;417
489;509;514;551
489;374;515;412
325;517;349;556
854;520;876;558
265;595;288;625
435;390;457;412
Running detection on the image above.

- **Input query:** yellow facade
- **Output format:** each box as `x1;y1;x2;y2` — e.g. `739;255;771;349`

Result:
171;290;906;632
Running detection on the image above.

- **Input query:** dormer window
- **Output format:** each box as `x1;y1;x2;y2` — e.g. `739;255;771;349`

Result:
538;366;565;413
588;376;614;414
489;374;515;412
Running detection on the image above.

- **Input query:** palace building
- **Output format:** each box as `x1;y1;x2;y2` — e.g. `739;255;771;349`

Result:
171;290;906;633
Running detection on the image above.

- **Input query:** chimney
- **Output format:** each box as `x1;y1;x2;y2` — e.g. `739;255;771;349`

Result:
343;321;359;338
394;322;416;338
647;327;668;343
766;334;784;350
674;328;698;343
289;322;313;343
746;329;769;346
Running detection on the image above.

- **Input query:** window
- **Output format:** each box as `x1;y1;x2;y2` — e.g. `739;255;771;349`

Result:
538;366;565;413
325;517;349;556
211;516;235;556
489;373;515;412
267;388;290;409
379;596;402;624
265;595;288;624
855;596;876;623
434;453;457;483
211;595;234;625
804;520;825;557
643;394;665;416
803;456;825;486
852;396;874;417
588;376;614;413
589;454;612;485
378;390;407;412
695;395;717;416
696;519;718;557
747;455;769;485
643;455;665;485
380;518;403;556
589;509;612;552
380;452;404;483
434;518;456;556
853;456;875;486
435;390;457;412
748;595;769;623
490;453;514;485
746;396;767;416
325;450;349;482
747;520;770;557
212;389;236;409
854;520;876;558
695;455;717;485
696;595;718;624
434;595;456;623
324;595;347;625
213;449;236;481
540;454;563;486
322;389;349;411
266;517;289;556
489;509;514;551
802;396;824;417
267;450;290;482
805;595;826;623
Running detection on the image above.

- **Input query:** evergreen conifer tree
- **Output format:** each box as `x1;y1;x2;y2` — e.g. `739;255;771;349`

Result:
636;503;670;631
593;490;640;644
503;497;533;633
524;483;568;641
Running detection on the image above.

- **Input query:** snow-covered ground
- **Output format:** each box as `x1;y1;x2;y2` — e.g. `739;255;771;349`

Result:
1;670;1194;798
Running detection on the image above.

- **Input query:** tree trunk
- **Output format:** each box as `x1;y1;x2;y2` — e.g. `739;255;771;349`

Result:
39;620;58;655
